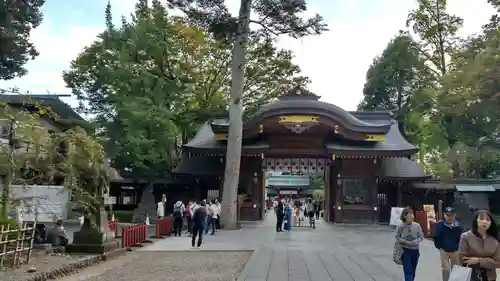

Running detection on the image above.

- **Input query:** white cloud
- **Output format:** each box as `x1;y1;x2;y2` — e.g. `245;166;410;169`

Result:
1;0;496;111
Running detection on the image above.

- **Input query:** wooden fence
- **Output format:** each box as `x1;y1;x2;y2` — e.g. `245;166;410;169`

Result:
0;223;35;268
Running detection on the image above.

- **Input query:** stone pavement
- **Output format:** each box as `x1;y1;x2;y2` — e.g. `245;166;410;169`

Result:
141;216;444;281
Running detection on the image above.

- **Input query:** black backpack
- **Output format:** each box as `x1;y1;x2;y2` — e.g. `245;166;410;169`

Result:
173;205;183;219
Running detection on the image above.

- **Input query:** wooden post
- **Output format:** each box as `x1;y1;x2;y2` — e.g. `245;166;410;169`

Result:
397;182;403;207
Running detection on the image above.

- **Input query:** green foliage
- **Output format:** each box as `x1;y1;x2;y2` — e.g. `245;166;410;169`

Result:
312;190;324;202
0;95;108;228
166;0;327;41
0;0;46;80
309;175;324;190
63;1;310;180
358;34;430;133
361;0;500;180
406;0;463;76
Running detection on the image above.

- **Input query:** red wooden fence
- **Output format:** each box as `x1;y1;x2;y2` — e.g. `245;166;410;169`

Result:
108;220;119;237
415;211;430;237
121;224;147;248
155;216;173;238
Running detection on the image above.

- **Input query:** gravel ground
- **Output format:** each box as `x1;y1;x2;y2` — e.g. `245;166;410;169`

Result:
0;253;93;281
58;251;252;281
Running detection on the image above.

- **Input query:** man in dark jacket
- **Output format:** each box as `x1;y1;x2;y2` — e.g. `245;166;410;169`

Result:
275;201;284;232
433;207;463;281
191;201;207;248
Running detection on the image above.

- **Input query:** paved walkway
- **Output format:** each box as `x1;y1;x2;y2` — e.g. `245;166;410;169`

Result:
141;215;443;281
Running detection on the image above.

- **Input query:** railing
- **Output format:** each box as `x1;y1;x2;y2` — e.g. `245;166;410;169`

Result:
108;220;119;237
0;222;35;269
121;223;147;248
155;216;172;238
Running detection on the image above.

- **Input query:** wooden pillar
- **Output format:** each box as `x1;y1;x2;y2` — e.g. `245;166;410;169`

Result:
372;159;378;224
397;182;403;207
324;164;331;221
333;159;343;223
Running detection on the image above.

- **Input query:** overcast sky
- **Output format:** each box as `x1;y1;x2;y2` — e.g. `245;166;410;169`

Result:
0;0;495;110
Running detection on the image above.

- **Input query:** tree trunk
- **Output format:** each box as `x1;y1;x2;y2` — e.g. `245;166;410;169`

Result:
220;0;252;229
0;144;15;220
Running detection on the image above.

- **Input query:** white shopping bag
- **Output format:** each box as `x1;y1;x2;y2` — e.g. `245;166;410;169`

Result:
448;265;472;281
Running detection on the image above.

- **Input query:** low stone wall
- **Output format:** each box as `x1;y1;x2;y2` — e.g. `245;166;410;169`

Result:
26;248;127;281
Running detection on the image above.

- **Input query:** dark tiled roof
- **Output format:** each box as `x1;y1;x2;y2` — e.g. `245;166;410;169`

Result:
184;123;269;153
0;94;84;121
173;155;225;176
378;157;430;180
245;99;391;134
326;122;418;156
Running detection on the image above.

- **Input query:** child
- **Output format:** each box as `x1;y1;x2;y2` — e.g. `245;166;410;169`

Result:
395;207;423;281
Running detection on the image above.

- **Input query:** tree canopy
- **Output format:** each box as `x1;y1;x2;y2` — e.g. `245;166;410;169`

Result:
63;1;310;182
0;0;45;80
359;0;500;180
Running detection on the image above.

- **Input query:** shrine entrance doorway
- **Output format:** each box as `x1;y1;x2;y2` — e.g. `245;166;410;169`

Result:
263;157;329;201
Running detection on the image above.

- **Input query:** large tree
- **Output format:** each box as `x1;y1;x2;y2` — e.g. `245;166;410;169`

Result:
167;0;327;228
406;0;465;177
0;0;45;80
358;34;450;178
358;34;429;133
64;1;309;183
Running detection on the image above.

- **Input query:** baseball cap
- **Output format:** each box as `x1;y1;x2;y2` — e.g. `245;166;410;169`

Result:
444;207;456;213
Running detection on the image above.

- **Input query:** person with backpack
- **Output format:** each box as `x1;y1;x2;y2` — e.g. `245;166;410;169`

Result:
191;201;207;248
172;201;185;237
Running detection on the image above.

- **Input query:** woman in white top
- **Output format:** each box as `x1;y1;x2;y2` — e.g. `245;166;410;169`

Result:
204;200;217;235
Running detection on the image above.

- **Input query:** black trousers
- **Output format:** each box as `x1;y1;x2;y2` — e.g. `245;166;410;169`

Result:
191;225;203;247
276;215;284;231
174;217;183;236
215;215;220;230
315;211;320;220
187;216;193;233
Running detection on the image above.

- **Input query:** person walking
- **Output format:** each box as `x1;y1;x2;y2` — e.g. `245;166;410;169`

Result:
186;200;195;236
205;200;216;235
314;200;321;220
458;210;500;281
275;201;284;232
433;207;462;281
191;201;207;248
395;207;423;281
172;200;185;237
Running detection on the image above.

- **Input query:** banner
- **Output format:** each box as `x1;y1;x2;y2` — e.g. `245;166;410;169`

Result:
390;207;404;226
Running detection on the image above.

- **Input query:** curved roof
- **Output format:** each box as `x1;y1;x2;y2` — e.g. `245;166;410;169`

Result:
243;89;391;134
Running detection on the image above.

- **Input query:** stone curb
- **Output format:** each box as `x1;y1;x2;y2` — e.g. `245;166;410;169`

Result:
236;249;259;281
24;248;128;281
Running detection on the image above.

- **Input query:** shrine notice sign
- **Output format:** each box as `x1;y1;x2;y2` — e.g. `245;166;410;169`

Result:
390;207;404;226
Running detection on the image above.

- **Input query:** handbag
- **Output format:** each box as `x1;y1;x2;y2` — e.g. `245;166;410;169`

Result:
392;241;403;265
449;265;472;281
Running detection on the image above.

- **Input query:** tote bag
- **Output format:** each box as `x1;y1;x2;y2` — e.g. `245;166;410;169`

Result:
392;241;403;265
448;265;472;281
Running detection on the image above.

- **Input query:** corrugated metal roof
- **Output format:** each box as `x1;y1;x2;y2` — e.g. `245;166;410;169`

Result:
456;185;495;192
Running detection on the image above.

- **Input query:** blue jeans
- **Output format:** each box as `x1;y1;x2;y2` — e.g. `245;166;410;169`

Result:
205;217;215;234
402;248;420;281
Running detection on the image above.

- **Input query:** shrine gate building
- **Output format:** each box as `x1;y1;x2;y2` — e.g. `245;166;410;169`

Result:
173;89;430;223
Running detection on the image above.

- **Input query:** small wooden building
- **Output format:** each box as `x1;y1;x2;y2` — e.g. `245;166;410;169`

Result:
174;89;430;223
